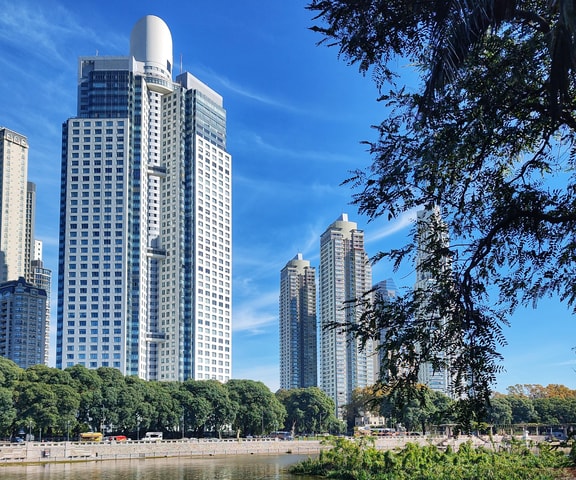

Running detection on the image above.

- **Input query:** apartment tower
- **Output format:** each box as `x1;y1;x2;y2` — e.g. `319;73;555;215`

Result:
414;207;453;396
0;128;49;367
57;16;232;381
279;253;317;390
0;129;35;283
0;277;47;368
319;214;375;417
373;278;397;378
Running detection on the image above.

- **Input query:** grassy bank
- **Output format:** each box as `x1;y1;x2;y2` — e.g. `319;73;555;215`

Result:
290;437;574;479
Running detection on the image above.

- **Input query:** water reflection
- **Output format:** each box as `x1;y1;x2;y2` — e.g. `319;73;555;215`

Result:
0;454;316;480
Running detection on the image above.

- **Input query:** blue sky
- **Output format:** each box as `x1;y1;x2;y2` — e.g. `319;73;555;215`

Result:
0;0;575;393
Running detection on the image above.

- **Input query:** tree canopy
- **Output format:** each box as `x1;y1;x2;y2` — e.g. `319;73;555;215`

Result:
307;0;576;424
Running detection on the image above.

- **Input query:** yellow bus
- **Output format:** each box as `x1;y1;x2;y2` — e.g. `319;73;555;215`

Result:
80;432;103;442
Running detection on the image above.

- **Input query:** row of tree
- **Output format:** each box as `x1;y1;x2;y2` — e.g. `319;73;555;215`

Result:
3;354;573;441
347;384;576;434
0;358;342;440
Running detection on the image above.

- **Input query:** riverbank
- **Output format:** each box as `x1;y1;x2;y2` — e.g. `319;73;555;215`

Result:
0;434;549;466
0;437;323;464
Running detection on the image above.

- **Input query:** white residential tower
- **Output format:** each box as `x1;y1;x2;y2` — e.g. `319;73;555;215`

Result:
319;214;375;418
57;16;232;381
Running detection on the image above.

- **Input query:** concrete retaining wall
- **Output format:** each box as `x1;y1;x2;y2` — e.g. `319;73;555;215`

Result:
0;438;324;464
0;434;542;465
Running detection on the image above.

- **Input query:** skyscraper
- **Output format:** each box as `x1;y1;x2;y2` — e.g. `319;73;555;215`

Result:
414;207;453;396
319;214;375;417
31;240;51;366
279;253;317;390
373;278;397;378
0;128;49;367
57;16;232;382
0;128;34;283
0;277;47;368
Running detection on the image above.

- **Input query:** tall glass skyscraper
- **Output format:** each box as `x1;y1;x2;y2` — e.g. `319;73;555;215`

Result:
319;214;375;418
414;207;453;397
279;253;317;389
57;16;232;382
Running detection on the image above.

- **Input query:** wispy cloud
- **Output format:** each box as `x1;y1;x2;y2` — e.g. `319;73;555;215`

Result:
0;1;125;66
214;73;303;113
191;66;363;123
237;133;363;165
233;290;279;334
548;359;576;368
365;209;418;244
234;173;348;205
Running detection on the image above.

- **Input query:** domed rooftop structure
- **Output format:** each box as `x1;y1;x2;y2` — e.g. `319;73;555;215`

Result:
130;15;173;93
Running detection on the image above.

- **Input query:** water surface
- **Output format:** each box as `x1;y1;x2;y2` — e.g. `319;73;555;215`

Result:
0;454;316;480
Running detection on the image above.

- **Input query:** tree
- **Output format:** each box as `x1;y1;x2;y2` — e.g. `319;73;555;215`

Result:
277;387;340;435
507;396;539;424
140;380;181;435
342;386;384;432
88;367;128;432
66;364;103;436
487;397;513;427
227;380;286;437
0;387;16;438
307;0;576;424
0;357;22;388
182;379;236;437
14;382;60;439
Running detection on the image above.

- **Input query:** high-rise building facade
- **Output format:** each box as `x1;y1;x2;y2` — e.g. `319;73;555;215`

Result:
279;253;317;390
414;207;453;397
0;128;49;366
31;240;51;365
373;278;397;377
0;277;47;368
0;129;35;283
319;214;375;417
57;16;232;382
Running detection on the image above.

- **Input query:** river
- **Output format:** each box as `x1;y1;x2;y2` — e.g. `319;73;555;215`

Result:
0;454;316;479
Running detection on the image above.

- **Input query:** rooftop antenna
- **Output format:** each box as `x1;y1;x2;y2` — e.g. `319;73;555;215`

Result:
180;53;183;74
96;49;99;56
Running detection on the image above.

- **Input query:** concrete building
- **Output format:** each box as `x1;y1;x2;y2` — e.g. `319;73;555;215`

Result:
279;253;317;390
57;16;232;381
319;214;375;418
0;277;47;368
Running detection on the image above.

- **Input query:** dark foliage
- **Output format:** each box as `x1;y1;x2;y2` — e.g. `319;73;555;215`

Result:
307;0;576;424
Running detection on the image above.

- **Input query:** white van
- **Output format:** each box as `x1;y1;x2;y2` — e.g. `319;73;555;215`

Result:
144;432;163;441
